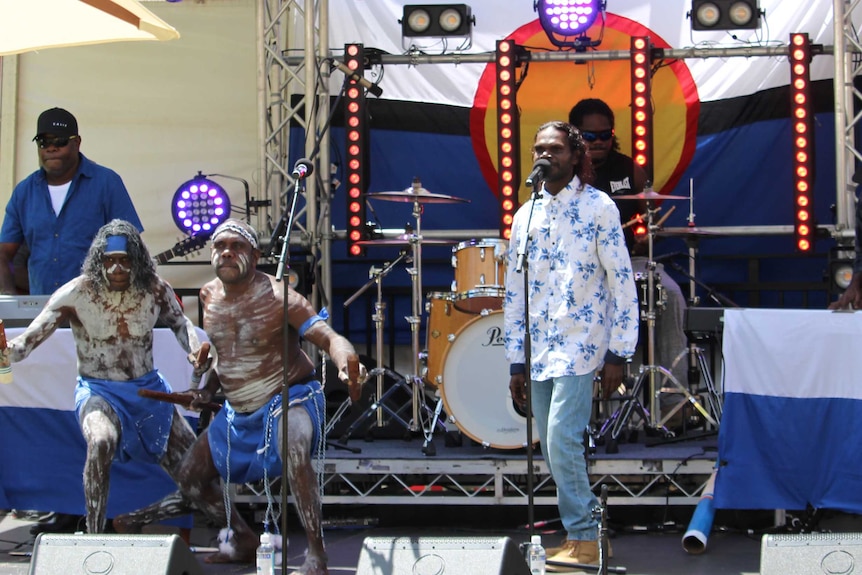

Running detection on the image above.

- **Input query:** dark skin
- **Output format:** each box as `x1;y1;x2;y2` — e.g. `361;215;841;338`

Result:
113;228;365;572
829;272;862;310
508;126;624;410
0;133;82;294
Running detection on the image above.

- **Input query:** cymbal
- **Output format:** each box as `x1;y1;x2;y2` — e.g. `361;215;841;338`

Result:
614;190;688;201
656;227;725;238
366;189;469;204
354;235;458;246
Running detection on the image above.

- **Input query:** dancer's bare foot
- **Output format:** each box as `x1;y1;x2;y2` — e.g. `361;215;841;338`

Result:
111;516;142;534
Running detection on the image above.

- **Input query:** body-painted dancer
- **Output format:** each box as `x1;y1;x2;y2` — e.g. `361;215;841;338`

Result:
114;219;366;573
2;219;206;534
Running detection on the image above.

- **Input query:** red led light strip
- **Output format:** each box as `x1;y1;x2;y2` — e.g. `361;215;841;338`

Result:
344;43;369;257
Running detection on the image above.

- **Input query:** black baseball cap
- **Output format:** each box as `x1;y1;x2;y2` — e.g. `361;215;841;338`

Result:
33;108;78;140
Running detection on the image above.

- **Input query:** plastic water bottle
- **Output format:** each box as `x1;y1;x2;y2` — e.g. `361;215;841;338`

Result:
256;532;275;575
528;534;546;575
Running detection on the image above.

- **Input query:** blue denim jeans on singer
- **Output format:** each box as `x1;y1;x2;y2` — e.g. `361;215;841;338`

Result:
531;372;598;541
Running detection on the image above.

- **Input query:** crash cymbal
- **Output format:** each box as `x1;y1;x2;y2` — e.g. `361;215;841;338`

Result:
656;227;725;238
354;235;458;246
614;190;688;201
366;189;469;204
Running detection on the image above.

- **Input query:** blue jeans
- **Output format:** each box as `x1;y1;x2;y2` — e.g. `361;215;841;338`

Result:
532;372;598;541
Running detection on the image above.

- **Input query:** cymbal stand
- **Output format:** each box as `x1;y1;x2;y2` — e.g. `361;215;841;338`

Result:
597;202;716;450
405;187;444;455
337;253;415;449
679;181;722;427
642;200;716;429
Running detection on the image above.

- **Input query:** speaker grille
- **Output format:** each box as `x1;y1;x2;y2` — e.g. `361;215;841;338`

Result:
356;536;530;575
761;532;862;575
29;533;203;575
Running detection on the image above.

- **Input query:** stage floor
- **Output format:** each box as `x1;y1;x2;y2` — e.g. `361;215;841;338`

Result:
5;507;862;575
229;428;720;509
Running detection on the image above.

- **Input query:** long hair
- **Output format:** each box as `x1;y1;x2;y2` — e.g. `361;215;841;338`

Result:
535;120;595;186
568;98;621;152
82;219;157;291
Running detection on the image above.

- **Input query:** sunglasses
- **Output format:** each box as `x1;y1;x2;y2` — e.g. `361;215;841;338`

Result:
581;129;614;143
35;135;78;149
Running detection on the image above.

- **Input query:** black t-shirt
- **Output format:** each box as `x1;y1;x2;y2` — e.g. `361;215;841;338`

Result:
592;150;639;251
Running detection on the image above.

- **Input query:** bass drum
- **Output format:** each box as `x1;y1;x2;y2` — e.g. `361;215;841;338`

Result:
438;310;538;449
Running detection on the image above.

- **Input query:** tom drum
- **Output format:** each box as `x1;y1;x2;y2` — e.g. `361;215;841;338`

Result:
438;310;538;449
451;238;507;314
423;292;474;387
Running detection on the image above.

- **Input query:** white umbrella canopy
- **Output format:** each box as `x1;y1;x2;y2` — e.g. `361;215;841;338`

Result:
0;0;179;56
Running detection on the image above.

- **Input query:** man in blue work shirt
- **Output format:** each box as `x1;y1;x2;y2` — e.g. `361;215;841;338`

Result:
0;107;142;295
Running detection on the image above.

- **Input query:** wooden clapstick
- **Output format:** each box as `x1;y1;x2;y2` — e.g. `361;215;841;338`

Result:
137;388;221;412
0;319;12;384
346;354;362;402
191;342;211;385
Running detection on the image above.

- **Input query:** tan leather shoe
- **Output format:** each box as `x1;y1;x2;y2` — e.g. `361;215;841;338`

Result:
546;539;600;572
546;538;613;559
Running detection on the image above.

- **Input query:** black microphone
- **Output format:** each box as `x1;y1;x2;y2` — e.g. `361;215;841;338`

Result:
525;158;551;187
330;59;383;97
292;158;314;180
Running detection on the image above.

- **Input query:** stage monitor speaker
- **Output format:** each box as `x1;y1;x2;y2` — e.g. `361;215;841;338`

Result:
29;533;203;575
761;532;862;575
356;536;530;575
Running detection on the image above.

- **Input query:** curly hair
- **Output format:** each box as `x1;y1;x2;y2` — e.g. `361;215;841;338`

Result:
82;219;157;291
535;120;595;186
568;98;621;152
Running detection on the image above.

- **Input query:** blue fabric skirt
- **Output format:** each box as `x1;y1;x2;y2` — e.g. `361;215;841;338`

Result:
207;380;324;484
75;370;174;464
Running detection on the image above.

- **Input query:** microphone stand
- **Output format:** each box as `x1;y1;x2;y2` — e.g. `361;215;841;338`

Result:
275;175;303;575
516;180;542;538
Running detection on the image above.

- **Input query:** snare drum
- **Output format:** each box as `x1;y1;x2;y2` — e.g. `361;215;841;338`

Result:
437;311;538;449
423;292;474;387
451;238;507;314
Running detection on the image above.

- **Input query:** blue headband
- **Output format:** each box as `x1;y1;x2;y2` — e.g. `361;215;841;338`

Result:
105;235;128;254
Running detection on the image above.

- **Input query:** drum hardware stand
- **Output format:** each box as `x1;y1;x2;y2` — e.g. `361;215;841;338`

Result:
402;181;449;455
359;178;469;455
654;346;722;436
337;252;417;450
596;200;717;452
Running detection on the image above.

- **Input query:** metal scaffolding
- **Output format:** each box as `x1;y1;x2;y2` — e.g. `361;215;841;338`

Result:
259;0;332;312
257;1;862;510
270;3;860;263
834;0;862;242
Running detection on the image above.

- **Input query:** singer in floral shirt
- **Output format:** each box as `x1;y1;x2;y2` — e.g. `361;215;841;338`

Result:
505;120;638;569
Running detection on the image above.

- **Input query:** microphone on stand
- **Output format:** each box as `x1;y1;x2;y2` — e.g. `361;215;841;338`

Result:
525;158;551;188
292;158;314;180
267;159;313;257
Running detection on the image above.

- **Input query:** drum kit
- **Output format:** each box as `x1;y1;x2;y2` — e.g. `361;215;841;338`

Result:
337;179;724;455
337;178;540;454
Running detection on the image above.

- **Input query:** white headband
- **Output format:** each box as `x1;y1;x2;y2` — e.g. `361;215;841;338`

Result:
212;222;259;249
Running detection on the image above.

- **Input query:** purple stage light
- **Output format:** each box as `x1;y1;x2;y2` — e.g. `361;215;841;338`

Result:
536;0;603;46
171;173;232;236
